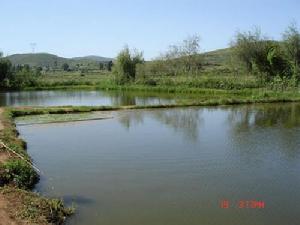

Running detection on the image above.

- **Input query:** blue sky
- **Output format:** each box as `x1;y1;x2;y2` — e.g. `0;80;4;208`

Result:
1;0;299;59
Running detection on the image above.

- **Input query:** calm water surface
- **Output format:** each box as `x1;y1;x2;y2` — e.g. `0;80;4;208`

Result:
17;103;300;225
0;90;177;106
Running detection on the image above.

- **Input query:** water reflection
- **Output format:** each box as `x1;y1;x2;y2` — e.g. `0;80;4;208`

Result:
0;90;176;106
228;103;300;130
62;195;95;205
227;103;300;158
116;103;300;148
117;108;202;141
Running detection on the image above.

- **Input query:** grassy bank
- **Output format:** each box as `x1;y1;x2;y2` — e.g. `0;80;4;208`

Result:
0;107;73;224
26;73;263;91
9;93;300;118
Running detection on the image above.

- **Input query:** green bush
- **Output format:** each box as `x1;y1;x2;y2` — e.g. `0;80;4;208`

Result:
112;46;144;84
0;159;39;189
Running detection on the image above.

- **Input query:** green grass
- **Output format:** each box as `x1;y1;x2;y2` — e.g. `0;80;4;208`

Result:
0;186;74;225
16;111;113;125
31;71;261;90
0;159;39;189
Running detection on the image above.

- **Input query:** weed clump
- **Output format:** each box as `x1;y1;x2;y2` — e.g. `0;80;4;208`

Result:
0;159;39;189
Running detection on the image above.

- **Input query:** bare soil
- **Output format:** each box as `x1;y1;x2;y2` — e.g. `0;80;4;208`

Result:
0;108;25;225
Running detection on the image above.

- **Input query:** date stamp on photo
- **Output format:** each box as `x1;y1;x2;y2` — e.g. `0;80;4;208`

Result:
220;200;265;209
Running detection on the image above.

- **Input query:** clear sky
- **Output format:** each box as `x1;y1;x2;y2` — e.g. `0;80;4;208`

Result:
1;0;299;59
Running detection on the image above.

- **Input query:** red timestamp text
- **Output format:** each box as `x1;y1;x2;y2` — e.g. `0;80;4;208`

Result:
220;200;265;209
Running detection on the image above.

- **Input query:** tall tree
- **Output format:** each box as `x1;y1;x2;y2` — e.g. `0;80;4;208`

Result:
62;63;70;71
283;23;300;78
112;46;144;84
0;58;12;83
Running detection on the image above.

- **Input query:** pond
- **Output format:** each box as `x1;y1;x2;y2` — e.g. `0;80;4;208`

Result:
17;103;300;225
0;90;179;106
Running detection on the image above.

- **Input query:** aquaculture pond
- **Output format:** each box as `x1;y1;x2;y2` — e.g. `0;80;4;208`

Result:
0;90;178;106
17;103;300;225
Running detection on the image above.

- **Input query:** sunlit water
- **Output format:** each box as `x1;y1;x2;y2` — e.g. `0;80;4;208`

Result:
17;103;300;225
0;90;177;106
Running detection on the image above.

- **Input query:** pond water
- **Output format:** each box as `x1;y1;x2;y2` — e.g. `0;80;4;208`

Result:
17;103;300;225
0;90;178;106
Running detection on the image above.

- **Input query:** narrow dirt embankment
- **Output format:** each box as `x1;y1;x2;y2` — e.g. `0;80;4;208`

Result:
0;107;23;225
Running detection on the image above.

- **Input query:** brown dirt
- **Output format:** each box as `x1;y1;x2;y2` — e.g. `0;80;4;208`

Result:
0;151;11;164
0;108;24;225
0;195;21;225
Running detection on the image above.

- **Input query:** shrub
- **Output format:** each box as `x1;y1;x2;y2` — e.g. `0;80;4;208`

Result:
112;46;144;84
0;159;39;189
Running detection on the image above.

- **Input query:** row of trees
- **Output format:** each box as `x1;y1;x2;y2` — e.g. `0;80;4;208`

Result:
0;54;40;89
112;35;203;84
112;24;300;86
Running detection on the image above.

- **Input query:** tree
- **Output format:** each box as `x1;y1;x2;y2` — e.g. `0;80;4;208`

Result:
99;62;104;70
254;41;291;79
106;61;113;71
0;58;12;83
112;46;144;84
161;35;202;75
231;28;291;80
62;63;70;71
283;23;300;78
231;28;264;72
180;35;202;73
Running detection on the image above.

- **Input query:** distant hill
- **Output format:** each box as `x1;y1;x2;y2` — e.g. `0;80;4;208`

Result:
7;53;67;68
6;49;232;69
6;53;113;68
202;48;233;66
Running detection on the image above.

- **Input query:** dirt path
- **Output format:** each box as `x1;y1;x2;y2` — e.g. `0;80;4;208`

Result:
0;195;19;225
0;107;22;225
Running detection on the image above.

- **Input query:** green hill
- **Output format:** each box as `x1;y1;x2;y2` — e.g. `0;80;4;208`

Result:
202;48;233;66
7;53;67;67
6;53;113;68
6;48;232;69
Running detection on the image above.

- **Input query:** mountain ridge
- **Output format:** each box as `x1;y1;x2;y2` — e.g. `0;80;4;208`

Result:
6;53;113;68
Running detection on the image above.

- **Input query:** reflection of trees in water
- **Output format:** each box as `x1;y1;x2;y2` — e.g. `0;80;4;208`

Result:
228;103;300;129
0;91;46;106
151;109;202;141
107;91;175;106
0;90;175;107
0;93;6;106
117;111;145;129
110;92;137;106
228;103;300;158
117;108;202;141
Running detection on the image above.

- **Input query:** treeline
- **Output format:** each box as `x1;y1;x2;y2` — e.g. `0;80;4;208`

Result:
0;53;41;89
1;24;300;90
112;24;300;89
112;35;203;85
61;61;113;73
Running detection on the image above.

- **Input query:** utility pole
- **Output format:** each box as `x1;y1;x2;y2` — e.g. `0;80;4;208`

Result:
30;43;37;53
